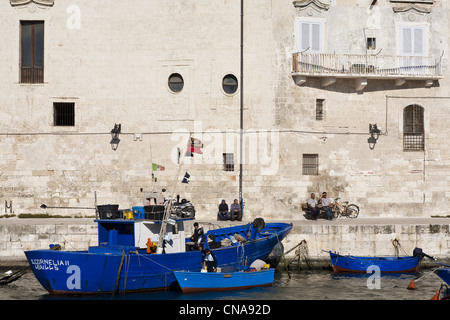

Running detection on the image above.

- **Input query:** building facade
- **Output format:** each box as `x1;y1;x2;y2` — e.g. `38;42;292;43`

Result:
0;0;449;220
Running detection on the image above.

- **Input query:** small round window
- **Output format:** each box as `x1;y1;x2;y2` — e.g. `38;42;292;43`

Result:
168;73;184;93
222;74;238;95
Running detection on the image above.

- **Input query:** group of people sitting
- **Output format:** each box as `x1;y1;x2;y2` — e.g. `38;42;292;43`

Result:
307;192;334;220
217;199;242;221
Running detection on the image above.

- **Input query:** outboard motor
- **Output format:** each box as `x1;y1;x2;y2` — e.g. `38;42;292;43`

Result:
413;247;436;261
249;218;265;241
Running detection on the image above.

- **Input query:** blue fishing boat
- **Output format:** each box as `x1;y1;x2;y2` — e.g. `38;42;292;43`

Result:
329;251;419;273
25;217;292;295
434;268;450;285
174;269;275;293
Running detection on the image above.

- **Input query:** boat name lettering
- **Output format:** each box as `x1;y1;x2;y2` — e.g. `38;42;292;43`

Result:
30;259;70;271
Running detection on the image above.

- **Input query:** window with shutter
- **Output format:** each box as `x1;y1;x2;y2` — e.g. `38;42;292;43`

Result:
399;25;426;74
297;20;323;53
400;25;425;56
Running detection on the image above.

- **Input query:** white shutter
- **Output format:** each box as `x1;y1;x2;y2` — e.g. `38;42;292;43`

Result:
311;23;321;52
301;23;310;51
402;27;412;55
413;28;423;55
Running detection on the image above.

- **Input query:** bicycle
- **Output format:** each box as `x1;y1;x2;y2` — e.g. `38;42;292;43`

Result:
331;197;359;219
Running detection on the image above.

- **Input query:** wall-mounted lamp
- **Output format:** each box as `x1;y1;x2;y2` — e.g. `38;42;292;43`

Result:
110;123;121;151
368;123;382;150
369;124;381;140
367;135;377;150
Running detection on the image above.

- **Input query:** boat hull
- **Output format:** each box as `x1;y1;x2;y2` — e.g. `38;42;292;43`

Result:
435;268;450;285
329;251;419;273
25;222;292;295
173;269;275;293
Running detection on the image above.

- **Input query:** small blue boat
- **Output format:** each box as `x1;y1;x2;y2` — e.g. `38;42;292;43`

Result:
434;268;450;285
25;217;291;295
174;269;275;293
329;251;419;273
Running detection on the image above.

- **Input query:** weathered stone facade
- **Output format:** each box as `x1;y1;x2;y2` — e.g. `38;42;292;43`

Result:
0;0;449;220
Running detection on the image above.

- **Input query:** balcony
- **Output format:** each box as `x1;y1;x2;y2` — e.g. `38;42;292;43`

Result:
21;66;44;84
292;52;443;91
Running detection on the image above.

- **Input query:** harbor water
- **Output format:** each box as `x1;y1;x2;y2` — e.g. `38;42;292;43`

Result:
0;267;445;301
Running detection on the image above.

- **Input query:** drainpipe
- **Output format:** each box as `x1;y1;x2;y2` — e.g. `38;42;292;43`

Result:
239;0;244;214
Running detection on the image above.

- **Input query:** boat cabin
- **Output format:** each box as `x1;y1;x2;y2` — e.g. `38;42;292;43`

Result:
96;217;193;254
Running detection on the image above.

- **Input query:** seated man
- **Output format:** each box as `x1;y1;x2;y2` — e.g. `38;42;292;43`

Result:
307;193;320;220
229;199;242;221
320;192;334;220
217;199;229;220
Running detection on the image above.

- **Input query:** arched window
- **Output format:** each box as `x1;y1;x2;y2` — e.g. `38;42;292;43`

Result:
403;105;424;151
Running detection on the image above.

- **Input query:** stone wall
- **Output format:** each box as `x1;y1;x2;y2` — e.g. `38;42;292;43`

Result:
1;219;449;265
0;220;97;262
284;222;450;261
0;0;449;220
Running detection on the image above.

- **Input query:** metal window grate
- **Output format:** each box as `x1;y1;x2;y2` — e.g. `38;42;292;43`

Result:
223;153;234;172
316;99;324;120
303;154;318;175
54;102;75;126
403;133;424;151
21;67;44;84
403;105;424;151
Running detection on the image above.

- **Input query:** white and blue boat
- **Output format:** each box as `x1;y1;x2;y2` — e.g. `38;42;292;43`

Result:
174;269;275;293
25;216;291;295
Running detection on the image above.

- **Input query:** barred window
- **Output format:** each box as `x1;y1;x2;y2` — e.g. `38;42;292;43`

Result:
316;99;324;120
403;105;424;151
54;102;75;126
303;154;318;175
223;153;234;172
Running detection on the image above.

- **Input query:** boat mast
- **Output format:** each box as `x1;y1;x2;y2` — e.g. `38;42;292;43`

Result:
156;134;191;254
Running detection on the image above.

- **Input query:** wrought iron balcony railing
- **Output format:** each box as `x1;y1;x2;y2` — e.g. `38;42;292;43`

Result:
292;52;443;89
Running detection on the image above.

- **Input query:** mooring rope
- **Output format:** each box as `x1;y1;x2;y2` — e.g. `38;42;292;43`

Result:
134;251;174;271
276;234;291;278
414;267;440;283
392;238;409;256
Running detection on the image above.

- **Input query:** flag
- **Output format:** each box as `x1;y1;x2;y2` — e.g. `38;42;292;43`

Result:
182;172;190;184
185;138;203;156
152;163;165;171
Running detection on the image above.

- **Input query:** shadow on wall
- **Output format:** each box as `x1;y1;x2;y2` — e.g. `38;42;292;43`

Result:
307;172;349;200
292;77;439;94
